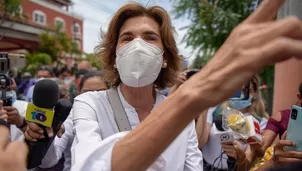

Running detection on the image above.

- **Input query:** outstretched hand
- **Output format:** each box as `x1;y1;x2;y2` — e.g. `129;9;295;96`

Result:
182;0;302;111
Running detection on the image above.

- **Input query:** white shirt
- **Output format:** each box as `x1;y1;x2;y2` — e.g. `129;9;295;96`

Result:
10;100;28;141
202;106;268;169
71;87;203;171
40;112;74;171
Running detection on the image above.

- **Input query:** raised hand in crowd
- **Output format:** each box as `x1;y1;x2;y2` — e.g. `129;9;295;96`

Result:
3;106;24;127
272;132;302;165
111;0;302;170
25;121;65;142
168;70;190;95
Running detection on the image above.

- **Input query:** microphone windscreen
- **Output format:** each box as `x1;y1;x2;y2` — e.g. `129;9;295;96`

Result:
214;115;225;131
33;79;59;108
55;99;72;120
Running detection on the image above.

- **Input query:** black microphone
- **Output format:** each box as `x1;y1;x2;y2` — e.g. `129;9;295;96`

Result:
25;79;72;169
214;115;237;170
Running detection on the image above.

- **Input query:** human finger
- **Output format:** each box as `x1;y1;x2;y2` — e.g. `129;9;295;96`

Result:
257;38;302;67
28;122;44;134
3;106;15;112
24;131;37;142
56;124;65;138
277;157;302;164
281;131;287;140
239;17;302;48
275;140;295;149
45;127;54;137
243;0;285;24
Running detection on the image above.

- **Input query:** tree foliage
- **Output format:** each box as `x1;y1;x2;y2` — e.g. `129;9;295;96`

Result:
25;53;52;75
1;0;21;17
37;23;81;61
85;53;102;69
173;0;258;59
172;0;274;87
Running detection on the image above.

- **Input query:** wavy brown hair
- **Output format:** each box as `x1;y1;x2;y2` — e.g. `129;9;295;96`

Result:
95;2;181;89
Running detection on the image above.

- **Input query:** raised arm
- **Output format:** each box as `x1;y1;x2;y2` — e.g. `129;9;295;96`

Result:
111;0;302;170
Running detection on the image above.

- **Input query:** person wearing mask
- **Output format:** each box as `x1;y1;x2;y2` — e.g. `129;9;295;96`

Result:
197;75;269;171
25;66;54;102
2;0;302;170
25;71;109;171
70;3;203;170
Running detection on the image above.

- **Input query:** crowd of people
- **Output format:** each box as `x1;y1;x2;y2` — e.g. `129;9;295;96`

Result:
0;0;302;170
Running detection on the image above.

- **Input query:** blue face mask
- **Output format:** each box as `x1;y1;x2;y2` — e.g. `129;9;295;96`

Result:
228;96;253;111
0;90;17;105
64;78;70;84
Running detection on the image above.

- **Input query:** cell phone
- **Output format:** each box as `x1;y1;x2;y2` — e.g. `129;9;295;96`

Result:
186;69;200;79
285;105;302;151
229;82;250;100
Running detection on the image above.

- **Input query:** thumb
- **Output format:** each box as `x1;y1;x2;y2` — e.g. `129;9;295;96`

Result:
281;131;287;140
0;100;3;109
45;127;54;137
57;124;65;138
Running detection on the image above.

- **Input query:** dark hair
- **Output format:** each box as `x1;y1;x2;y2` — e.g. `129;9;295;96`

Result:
59;67;70;75
299;81;302;95
38;66;54;77
79;71;105;91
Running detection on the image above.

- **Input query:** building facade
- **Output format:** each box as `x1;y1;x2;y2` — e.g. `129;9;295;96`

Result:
0;0;83;67
272;0;302;114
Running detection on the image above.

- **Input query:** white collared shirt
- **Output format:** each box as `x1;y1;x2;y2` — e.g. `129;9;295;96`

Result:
71;86;203;171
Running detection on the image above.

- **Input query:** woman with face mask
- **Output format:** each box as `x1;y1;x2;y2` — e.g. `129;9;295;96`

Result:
197;75;269;171
64;2;202;171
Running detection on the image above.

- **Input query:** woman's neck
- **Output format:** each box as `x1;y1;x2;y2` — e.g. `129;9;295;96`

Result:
120;83;155;113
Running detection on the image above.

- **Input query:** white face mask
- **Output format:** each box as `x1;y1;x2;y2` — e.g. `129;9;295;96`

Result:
116;38;164;87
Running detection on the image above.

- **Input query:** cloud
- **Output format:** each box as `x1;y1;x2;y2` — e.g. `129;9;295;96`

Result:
72;0;196;65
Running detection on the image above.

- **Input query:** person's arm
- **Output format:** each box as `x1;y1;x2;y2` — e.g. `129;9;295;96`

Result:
252;112;281;158
195;111;205;143
197;108;213;148
184;121;203;171
39;113;73;168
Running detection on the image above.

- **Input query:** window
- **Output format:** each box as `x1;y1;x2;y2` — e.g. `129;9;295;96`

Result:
54;17;65;31
72;23;81;35
33;10;46;25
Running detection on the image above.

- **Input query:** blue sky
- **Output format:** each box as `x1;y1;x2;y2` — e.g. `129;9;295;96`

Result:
71;0;196;64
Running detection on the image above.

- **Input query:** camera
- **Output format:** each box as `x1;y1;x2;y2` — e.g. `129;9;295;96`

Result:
291;109;298;120
0;52;26;106
186;69;200;79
